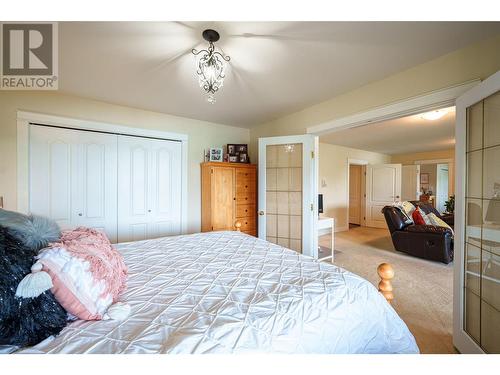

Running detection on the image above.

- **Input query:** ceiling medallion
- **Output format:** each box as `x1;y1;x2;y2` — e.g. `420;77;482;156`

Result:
192;29;231;104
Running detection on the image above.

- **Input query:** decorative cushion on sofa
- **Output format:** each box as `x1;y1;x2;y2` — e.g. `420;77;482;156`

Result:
401;201;416;221
427;213;454;236
412;207;430;225
0;225;67;347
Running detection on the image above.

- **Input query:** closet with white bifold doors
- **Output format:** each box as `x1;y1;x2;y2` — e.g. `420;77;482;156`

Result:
28;124;183;244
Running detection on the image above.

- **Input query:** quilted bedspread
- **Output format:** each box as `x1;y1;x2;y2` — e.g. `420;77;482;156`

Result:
15;231;418;354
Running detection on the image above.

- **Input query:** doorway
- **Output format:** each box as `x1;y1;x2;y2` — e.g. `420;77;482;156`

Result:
347;159;367;229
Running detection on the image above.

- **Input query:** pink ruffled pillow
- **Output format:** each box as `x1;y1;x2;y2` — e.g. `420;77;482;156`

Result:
19;228;128;320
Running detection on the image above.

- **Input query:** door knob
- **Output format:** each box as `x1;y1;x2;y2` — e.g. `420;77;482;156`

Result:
258;210;265;216
78;213;83;216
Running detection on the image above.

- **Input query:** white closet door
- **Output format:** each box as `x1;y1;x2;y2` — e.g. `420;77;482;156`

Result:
117;136;182;242
29;125;118;242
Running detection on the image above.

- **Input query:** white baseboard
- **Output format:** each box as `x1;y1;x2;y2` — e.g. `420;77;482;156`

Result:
318;225;348;236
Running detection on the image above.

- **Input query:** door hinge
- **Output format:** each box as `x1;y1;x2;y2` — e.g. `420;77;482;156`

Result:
311;151;315;159
311;203;314;211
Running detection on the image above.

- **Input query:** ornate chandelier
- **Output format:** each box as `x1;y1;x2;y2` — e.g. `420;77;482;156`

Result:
192;29;230;104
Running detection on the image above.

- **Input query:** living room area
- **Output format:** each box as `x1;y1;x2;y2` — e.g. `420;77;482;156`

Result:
317;104;458;353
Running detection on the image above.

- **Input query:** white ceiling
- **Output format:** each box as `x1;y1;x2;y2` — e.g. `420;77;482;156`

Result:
319;108;456;154
58;22;500;127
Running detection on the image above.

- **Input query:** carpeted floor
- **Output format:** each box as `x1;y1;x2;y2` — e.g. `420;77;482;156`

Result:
319;226;456;354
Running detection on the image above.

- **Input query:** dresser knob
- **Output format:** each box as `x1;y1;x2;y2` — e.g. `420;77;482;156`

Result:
258;211;265;216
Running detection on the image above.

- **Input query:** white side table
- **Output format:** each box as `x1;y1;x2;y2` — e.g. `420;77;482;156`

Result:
317;217;335;263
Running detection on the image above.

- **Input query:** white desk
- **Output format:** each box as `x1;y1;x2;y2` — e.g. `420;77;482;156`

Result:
318;217;335;263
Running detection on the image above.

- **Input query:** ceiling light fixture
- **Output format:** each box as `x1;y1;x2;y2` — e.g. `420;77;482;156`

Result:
421;108;449;121
192;29;230;104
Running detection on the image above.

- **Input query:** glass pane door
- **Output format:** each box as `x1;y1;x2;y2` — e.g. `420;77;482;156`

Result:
258;135;318;258
265;143;303;252
464;90;500;353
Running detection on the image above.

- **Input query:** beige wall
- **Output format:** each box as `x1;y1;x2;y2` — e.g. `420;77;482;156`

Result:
319;143;390;231
390;149;454;164
391;148;455;195
0;91;250;233
250;35;500;158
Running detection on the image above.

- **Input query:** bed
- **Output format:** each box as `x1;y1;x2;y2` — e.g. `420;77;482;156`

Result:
12;231;418;354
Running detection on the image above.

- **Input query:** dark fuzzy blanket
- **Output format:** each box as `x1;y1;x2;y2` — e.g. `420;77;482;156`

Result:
0;225;67;347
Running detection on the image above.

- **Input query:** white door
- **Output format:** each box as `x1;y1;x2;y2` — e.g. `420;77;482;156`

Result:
435;163;449;213
117;136;182;242
401;164;420;201
258;135;318;258
366;163;402;229
29;125;118;242
454;70;500;354
349;164;362;225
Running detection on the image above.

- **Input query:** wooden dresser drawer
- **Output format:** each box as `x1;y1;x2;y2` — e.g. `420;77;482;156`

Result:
236;179;256;193
238;218;256;232
236;191;256;204
243;230;257;237
236;204;255;218
236;169;256;182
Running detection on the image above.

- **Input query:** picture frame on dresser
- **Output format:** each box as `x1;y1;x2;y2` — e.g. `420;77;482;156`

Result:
209;148;223;162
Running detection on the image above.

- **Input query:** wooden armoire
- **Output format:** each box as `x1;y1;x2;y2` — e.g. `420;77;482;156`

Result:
201;162;257;236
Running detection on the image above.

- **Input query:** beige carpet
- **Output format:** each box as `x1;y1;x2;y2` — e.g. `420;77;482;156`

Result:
320;226;455;354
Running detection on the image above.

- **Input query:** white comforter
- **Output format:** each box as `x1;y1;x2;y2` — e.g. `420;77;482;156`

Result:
16;231;418;354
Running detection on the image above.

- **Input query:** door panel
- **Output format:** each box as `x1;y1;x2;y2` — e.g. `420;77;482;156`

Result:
258;135;318;258
75;134;118;242
211;167;234;231
117;136;182;242
149;139;182;238
349;164;362;225
436;163;449;214
402;165;420;201
455;72;500;354
29;125;118;242
366;163;402;229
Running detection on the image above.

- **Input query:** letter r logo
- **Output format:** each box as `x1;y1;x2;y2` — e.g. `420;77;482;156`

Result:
2;23;53;76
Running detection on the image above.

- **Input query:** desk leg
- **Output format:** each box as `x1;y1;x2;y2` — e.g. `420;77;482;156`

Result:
330;227;334;263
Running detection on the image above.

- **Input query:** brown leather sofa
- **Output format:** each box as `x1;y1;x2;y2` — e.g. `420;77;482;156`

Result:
382;205;454;264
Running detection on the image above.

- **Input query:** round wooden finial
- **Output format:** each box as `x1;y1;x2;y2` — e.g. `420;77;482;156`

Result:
234;221;242;231
377;263;394;304
377;263;394;280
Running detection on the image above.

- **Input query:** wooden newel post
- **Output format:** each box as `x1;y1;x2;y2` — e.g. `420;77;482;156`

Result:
377;263;394;304
234;221;242;232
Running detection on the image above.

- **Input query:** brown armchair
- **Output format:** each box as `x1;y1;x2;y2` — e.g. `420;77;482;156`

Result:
382;206;454;264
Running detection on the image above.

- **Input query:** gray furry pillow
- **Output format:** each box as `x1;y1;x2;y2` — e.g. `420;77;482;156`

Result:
0;209;61;252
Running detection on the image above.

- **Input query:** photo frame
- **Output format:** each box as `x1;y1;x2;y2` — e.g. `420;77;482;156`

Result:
209;148;223;162
226;144;249;163
227;144;247;156
420;173;429;184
